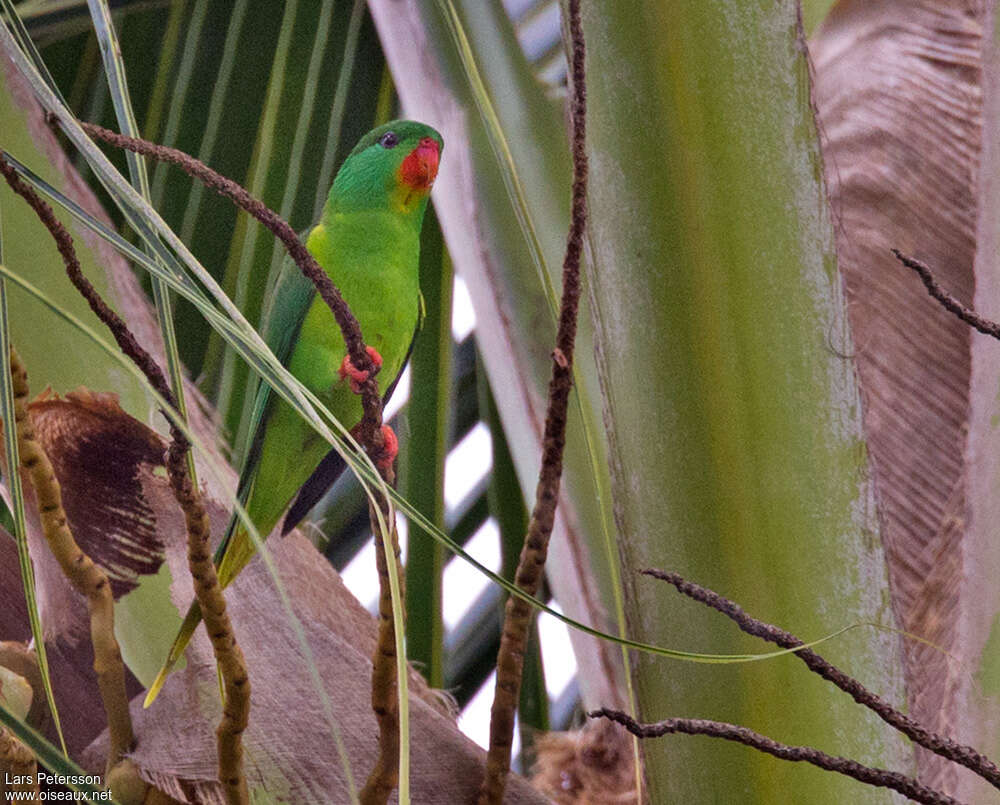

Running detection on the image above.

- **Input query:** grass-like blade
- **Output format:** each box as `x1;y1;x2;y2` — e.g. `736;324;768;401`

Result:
176;0;251;246
311;0;367;218
139;0;187;144
215;0;300;435
0;0;68;107
0;204;67;756
86;0;198;486
149;0;210;209
264;0;336;283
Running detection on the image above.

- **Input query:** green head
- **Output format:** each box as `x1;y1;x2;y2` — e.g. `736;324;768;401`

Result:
330;120;443;217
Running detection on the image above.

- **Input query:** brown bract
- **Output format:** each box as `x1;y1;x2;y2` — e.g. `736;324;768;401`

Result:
30;389;166;598
0;391;157;756
1;390;166;645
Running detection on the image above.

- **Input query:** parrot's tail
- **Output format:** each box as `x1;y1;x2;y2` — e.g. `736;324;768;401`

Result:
143;601;203;708
143;445;340;708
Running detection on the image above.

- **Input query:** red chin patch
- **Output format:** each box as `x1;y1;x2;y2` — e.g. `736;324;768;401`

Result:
399;137;440;191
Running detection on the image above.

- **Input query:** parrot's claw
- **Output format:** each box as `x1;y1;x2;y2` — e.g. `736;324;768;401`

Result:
375;425;399;471
339;346;383;393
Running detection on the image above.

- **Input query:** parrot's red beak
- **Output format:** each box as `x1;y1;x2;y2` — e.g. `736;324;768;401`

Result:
399;137;440;192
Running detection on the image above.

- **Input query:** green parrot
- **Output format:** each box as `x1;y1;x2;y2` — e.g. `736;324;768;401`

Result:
145;120;443;706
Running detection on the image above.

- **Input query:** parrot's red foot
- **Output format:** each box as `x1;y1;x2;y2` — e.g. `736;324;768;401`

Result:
375;425;398;471
338;346;383;393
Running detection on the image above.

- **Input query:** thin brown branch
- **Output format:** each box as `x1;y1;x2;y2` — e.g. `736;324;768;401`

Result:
9;347;134;773
642;568;1000;790
478;1;587;802
892;249;1000;340
76;120;385;449
0;725;38;796
589;709;963;805
359;488;402;805
164;437;249;803
0;156;249;804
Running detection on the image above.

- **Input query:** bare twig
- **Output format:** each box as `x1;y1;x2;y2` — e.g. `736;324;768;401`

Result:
589;709;963;805
892;249;1000;340
642;568;1000;790
0;156;249;804
9;348;134;773
359;491;402;805
164;435;249;803
477;1;588;802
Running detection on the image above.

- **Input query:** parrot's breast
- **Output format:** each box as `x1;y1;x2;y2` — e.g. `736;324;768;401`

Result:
291;210;421;410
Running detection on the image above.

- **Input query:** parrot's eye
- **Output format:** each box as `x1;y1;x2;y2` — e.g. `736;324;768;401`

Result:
378;131;399;149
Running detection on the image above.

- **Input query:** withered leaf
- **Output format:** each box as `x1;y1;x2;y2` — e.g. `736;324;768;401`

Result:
28;388;167;598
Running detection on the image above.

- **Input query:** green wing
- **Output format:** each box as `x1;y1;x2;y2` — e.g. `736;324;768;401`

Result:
215;252;316;563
